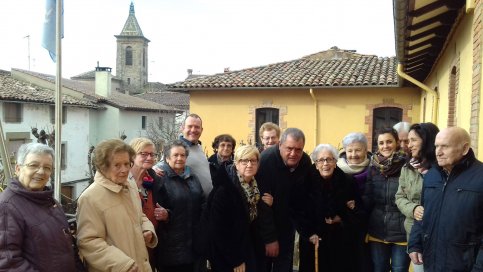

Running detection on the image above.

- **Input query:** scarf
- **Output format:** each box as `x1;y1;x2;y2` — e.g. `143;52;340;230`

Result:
238;174;261;222
337;157;370;175
371;150;406;177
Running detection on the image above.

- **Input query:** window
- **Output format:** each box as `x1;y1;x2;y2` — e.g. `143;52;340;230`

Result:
50;105;67;124
125;46;133;65
127;78;131;85
4;103;22;123
142;116;147;130
372;107;402;152
255;108;279;146
143;48;146;67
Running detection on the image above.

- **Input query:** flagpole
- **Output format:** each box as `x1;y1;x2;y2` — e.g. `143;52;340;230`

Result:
54;0;63;202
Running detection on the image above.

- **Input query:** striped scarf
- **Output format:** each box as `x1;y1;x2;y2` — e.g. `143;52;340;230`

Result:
370;150;406;177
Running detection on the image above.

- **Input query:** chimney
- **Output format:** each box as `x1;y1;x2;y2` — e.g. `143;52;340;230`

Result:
187;69;193;76
224;67;230;73
95;65;112;97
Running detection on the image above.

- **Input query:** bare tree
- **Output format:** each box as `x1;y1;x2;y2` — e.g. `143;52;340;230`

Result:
144;115;181;158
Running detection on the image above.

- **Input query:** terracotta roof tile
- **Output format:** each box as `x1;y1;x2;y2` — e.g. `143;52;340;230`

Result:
170;53;398;90
13;69;177;112
0;70;101;108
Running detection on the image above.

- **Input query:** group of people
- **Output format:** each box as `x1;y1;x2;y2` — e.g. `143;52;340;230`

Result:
0;113;482;272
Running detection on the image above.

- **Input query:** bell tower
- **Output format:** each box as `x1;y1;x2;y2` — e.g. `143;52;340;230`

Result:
115;2;150;94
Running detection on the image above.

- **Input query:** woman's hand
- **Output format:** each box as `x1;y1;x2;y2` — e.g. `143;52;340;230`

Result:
413;205;424;221
154;203;169;221
309;234;320;249
325;215;341;225
346;200;355;210
143;230;153;244
233;262;245;272
261;193;273;207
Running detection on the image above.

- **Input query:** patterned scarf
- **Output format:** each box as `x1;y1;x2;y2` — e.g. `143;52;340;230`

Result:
238;174;261;222
371;150;406;177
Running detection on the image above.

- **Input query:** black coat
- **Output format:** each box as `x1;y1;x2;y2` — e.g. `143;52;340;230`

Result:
408;149;483;271
362;159;407;243
153;164;205;267
297;165;364;272
255;144;312;244
207;164;263;271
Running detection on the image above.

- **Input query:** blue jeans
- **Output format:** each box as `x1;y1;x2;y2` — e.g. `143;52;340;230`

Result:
369;242;409;272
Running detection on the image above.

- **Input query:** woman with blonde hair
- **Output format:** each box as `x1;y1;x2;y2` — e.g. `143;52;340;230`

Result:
129;137;165;269
207;145;272;272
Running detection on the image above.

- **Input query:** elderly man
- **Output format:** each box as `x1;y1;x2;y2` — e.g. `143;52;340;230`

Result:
259;122;281;151
154;113;212;198
255;128;312;272
408;127;483;271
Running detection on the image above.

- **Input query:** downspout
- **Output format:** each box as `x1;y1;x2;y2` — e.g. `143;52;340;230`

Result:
309;88;318;146
397;64;439;124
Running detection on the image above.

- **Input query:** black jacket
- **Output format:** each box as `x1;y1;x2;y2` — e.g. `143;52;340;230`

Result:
207;164;264;271
153;164;205;266
301;165;364;239
362;160;407;242
408;149;483;271
255;145;312;244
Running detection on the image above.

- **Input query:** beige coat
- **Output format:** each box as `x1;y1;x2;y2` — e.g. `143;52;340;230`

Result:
77;172;158;272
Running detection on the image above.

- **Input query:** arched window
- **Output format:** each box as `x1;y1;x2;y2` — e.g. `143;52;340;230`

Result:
125;46;133;66
372;107;402;152
448;66;457;127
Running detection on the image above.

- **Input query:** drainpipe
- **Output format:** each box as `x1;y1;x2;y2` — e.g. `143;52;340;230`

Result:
397;64;439;124
309;88;318;146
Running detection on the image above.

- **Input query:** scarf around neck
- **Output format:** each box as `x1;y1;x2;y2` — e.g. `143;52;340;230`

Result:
371;150;406;177
238;174;260;222
337;157;370;175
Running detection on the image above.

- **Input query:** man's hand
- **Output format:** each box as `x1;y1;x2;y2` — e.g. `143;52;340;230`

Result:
153;166;165;177
261;193;273;207
409;252;423;265
143;230;153;244
265;241;279;257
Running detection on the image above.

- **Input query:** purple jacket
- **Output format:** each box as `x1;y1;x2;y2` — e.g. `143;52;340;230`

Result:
0;179;76;271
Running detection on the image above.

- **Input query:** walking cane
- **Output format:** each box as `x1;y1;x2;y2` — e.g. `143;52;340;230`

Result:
314;241;318;272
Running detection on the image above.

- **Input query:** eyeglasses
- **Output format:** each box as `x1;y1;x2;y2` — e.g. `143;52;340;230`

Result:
262;136;278;141
238;159;258;166
138;152;158;158
315;157;336;164
22;163;53;173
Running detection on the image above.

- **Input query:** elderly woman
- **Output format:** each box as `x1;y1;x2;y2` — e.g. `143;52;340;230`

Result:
208;134;236;180
0;143;76;271
299;144;362;272
207;145;274;272
153;140;205;272
362;128;408;272
76;139;157;272
337;132;371;196
129;137;164;269
395;122;439;272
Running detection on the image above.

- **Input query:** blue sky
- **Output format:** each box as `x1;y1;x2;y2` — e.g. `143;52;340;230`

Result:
0;0;395;84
